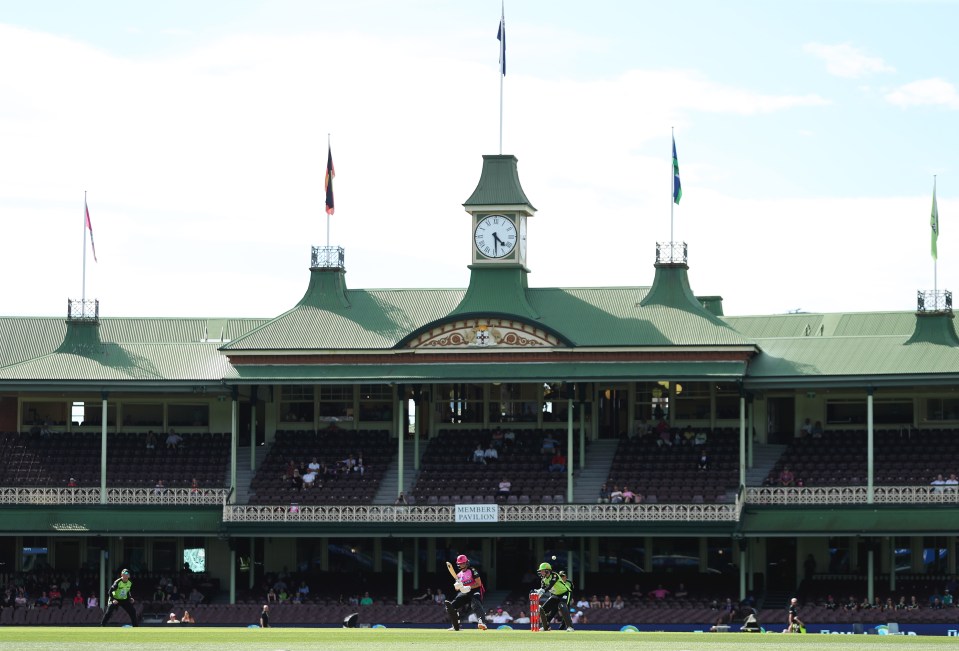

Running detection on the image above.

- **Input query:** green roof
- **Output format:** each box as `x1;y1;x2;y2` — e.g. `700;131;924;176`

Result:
462;154;535;209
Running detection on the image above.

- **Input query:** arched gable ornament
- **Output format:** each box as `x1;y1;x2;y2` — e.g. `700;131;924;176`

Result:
408;318;560;349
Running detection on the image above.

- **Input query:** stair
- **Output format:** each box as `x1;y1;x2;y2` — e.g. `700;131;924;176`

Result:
373;440;423;504
747;443;787;486
233;443;272;504
572;440;619;504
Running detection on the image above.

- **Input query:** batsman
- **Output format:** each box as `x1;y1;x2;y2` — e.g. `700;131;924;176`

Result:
443;554;489;631
534;562;574;631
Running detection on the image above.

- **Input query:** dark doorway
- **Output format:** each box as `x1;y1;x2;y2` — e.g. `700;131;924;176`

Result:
239;399;267;447
766;537;798;591
597;386;627;439
766;397;796;444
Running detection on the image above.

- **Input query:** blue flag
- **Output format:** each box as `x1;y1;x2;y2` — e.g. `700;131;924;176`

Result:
672;136;682;205
497;16;506;76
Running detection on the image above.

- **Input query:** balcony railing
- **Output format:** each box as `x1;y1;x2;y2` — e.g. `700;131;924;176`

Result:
917;289;953;313
67;298;99;321
655;241;687;264
311;246;345;270
0;487;228;506
745;485;959;505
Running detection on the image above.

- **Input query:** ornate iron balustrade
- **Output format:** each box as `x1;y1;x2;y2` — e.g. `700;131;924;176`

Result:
67;298;99;321
917;289;953;313
222;501;742;523
311;246;345;269
655;241;687;264
745;485;959;505
0;487;228;505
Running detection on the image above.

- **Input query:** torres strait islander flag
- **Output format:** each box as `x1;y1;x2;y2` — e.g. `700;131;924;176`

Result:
325;145;335;216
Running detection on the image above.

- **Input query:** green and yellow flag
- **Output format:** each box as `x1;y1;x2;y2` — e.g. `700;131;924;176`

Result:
931;180;939;260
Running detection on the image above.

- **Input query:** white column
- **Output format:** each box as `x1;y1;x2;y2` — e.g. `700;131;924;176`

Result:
100;393;108;504
739;394;746;490
230;388;238;504
396;385;404;499
567;395;574;501
867;388;874;504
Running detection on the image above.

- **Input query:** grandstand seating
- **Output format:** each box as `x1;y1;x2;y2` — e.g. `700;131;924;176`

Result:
0;431;230;488
764;429;959;487
247;429;391;505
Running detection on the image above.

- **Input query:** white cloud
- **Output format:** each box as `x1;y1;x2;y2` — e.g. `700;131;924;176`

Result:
803;42;895;78
885;78;959;109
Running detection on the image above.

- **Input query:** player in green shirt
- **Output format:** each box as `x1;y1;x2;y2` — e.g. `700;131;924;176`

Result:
535;562;573;631
101;569;138;626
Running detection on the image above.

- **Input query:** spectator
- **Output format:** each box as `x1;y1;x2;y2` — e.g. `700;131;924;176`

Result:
779;466;795;487
165;429;182;450
597;483;611;504
188;588;204;605
73;590;85;607
497;478;511;498
472;444;486;464
87;593;98;609
576;595;591;609
167;612;180;624
190;477;200;494
612;595;625;609
48;585;62;607
490;608;513;624
181;610;195;624
601;594;613;608
359;592;373;606
394;492;410;505
154;479;166;494
433;588;446;605
66;477;78;488
589;594;601;608
484;444;498;463
648;584;671;600
513;610;530;624
609;485;624;504
145;431;157;450
621;486;636;503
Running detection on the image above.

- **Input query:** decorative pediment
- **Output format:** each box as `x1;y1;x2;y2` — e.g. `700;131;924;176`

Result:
407;318;561;349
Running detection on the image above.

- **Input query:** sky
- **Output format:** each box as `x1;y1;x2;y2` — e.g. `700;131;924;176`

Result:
1;0;956;319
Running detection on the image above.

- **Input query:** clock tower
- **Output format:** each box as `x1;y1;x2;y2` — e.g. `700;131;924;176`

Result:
448;154;540;320
463;154;536;268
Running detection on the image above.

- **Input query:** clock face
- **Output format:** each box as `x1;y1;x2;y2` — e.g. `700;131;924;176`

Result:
474;215;516;259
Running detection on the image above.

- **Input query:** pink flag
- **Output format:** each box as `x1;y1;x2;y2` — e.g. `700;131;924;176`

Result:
85;201;98;262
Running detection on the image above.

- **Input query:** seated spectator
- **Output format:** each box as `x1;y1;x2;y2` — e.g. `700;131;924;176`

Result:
601;594;613;608
266;588;277;603
694;430;708;446
932;596;944;610
490;428;504;449
153;584;166;601
166;429;182;450
73;590;84;606
87;594;98;609
472;444;486;464
301;469;318;488
48;586;62;607
648;584;670;600
513;610;530;624
154;479;166;494
612;595;625;609
895;596;906;610
589;594;601;608
908;595;920;609
844;595;858;610
621;486;636;503
490;608;513;624
433;589;446;605
931;474;946;493
812;420;824;438
824;594;838;610
541;434;558;455
354;455;365;476
190;477;200;494
779;466;795;487
943;590;954;606
167;612;180;624
548;450;566;472
35;591;50;608
145;430;157;449
697;450;709;470
394;492;410;505
484;445;498;463
188;588;204;605
883;597;895;610
597;483;611;504
66;477;78;488
308;457;321;472
609;485;624;504
576;595;591;609
359;592;374;606
497;478;511;497
181;610;195;624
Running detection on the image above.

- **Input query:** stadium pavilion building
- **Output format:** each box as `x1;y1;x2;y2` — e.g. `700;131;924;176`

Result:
1;154;958;626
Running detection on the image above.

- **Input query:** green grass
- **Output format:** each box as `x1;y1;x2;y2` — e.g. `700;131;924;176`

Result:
0;627;957;651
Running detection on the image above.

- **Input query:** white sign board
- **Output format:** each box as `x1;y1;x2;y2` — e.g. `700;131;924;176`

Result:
454;504;499;523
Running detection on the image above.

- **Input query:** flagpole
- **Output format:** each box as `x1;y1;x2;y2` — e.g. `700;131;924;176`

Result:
934;175;938;297
499;2;505;155
83;190;88;303
327;134;331;249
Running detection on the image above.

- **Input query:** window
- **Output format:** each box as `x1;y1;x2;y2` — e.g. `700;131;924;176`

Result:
438;384;484;423
826;401;866;425
319;385;353;421
280;386;315;423
183;546;206;573
168;404;209;427
490;383;538;423
927;398;959;421
873;401;913;424
714;384;740;420
358;384;390;421
22;401;68;428
673;382;710;420
122;403;163;427
153;540;178;573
